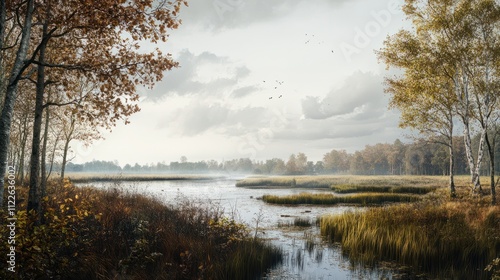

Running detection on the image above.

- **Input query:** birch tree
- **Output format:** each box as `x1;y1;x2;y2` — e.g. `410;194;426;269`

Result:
378;29;458;196
379;0;500;202
0;0;35;207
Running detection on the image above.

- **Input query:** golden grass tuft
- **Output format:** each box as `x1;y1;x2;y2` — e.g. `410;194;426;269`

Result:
262;192;421;205
319;192;500;279
66;172;224;183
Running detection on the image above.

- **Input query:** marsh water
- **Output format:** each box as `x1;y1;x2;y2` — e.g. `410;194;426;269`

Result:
78;177;406;279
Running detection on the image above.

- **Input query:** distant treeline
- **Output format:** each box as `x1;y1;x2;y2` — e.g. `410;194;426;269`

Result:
65;135;498;176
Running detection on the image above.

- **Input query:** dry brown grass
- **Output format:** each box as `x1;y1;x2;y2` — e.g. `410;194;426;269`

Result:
65;172;224;183
319;184;500;279
0;180;281;280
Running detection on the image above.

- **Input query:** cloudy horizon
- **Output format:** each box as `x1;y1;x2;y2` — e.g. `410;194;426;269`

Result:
72;0;412;166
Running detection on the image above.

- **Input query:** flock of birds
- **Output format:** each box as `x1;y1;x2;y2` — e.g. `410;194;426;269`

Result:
263;33;334;100
263;80;285;99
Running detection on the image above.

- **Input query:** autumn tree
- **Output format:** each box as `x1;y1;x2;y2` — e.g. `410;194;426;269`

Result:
0;0;187;212
379;0;500;202
0;0;36;207
323;149;350;174
296;152;308;174
285;154;298;175
378;29;458;194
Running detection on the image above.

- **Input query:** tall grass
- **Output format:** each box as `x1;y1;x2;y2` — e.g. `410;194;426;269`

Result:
67;173;224;183
330;184;437;194
320;201;500;279
294;217;312;227
216;240;282;279
236;175;451;191
0;180;281;280
262;192;420;205
236;176;350;188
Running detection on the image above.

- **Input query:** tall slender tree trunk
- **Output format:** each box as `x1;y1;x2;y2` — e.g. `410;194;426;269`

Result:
449;136;456;197
0;0;34;207
28;23;48;214
0;0;6;109
485;131;496;205
40;96;50;199
455;70;484;194
18;114;29;186
60;118;75;179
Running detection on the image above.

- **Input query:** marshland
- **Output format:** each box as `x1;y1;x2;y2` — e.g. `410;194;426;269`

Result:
2;0;500;279
3;173;493;279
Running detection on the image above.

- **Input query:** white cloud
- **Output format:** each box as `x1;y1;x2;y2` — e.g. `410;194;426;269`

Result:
301;71;387;120
179;0;353;30
74;0;411;164
144;50;251;100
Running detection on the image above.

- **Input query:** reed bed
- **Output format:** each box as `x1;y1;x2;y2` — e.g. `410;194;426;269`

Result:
262;193;420;205
276;217;313;228
66;173;224;183
319;201;500;278
236;175;452;190
330;184;437;194
294;217;312;227
236;176;343;189
216;240;282;279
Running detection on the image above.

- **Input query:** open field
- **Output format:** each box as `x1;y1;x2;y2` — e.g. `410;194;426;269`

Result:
64;172;225;183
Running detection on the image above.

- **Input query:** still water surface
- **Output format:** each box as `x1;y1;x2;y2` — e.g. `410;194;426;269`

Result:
80;177;400;280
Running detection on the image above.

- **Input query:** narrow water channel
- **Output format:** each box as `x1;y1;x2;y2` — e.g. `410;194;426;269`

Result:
77;177;402;279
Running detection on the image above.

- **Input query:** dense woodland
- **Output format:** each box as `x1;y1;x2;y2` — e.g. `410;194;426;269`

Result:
61;135;500;177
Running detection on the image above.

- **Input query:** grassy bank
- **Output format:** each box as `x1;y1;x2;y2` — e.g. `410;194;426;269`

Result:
320;198;500;279
236;175;449;190
262;193;421;205
330;184;437;194
0;180;281;280
66;172;225;183
236;176;334;188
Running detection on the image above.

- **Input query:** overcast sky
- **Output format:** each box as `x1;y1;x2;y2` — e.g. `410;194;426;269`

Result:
73;0;411;166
